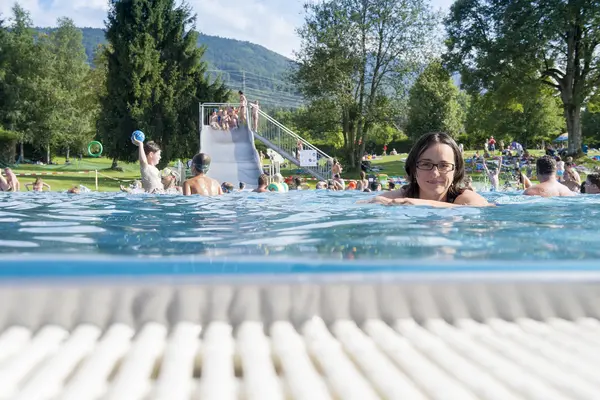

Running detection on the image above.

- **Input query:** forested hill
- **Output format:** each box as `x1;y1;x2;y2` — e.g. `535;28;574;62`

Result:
36;27;304;108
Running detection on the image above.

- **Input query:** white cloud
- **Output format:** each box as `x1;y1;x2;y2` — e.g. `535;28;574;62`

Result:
0;0;303;58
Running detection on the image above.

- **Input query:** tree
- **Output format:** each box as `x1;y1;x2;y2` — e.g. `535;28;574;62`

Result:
406;60;465;139
99;0;228;168
445;0;600;156
294;0;438;169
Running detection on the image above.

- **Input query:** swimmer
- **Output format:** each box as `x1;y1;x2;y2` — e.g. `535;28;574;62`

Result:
239;182;246;191
161;168;182;194
364;132;488;207
132;138;163;193
463;175;475;192
26;177;51;192
359;171;369;190
562;162;581;192
221;182;234;193
252;174;269;193
0;172;9;191
183;153;223;196
482;156;502;191
583;173;600;194
293;177;303;190
523;155;574;197
315;181;327;190
4;168;20;191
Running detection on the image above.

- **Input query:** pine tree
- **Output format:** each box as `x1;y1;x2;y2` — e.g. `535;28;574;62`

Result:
99;0;229;168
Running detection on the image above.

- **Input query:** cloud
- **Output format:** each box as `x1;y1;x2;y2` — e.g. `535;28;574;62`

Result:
0;0;303;58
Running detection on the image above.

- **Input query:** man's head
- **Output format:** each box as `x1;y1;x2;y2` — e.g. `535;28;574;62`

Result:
191;153;211;175
161;168;180;189
221;182;234;193
258;174;268;187
536;155;557;178
239;182;246;190
293;177;302;188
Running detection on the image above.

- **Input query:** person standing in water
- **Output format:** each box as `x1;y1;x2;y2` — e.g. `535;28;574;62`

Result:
482;156;502;191
3;168;20;191
183;153;222;196
132;138;163;193
523;155;574;197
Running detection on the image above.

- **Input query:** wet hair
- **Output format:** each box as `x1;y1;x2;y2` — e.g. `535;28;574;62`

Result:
587;173;600;188
34;177;43;185
536;155;557;176
403;132;465;199
221;182;234;193
239;182;246;190
388;181;396;190
258;174;268;186
294;177;302;187
191;153;211;174
143;141;161;155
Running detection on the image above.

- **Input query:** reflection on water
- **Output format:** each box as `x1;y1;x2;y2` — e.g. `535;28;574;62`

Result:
0;191;600;261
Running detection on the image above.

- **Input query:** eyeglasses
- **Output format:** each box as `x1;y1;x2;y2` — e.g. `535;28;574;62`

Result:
416;161;455;173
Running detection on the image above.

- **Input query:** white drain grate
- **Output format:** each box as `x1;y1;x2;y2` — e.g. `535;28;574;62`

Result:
1;317;599;400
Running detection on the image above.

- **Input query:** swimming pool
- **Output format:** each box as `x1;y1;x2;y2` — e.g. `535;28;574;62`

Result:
1;190;600;269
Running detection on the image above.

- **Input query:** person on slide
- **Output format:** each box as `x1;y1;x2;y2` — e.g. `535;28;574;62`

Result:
132;138;163;193
238;91;248;125
183;153;223;196
364;132;489;207
523;155;574;197
250;100;259;131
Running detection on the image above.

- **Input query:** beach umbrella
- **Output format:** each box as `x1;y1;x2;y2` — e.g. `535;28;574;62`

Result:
554;133;568;142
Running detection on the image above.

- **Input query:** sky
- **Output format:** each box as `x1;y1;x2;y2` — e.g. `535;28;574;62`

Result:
0;0;454;58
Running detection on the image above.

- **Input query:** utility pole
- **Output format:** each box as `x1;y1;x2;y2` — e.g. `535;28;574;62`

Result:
242;70;246;92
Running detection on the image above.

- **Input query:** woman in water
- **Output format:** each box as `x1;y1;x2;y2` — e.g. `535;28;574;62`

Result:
132;139;163;193
26;177;51;192
583;173;600;194
365;132;489;207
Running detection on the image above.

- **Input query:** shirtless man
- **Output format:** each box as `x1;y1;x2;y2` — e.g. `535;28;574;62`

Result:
4;168;20;191
562;161;581;192
482;156;501;191
252;174;269;193
523;155;574;197
238;91;248;125
0;173;9;191
183;153;223;196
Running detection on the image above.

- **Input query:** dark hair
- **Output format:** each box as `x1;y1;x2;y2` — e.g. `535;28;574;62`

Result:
143;141;161;155
192;153;211;174
239;182;246;190
587;173;600;188
221;182;234;192
536;155;557;176
556;155;561;162
258;174;268;186
403;132;465;199
360;171;366;179
294;177;302;187
238;90;244;95
388;181;396;190
565;161;574;168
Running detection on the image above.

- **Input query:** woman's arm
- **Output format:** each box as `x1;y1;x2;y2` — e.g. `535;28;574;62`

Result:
25;183;32;191
43;183;51;191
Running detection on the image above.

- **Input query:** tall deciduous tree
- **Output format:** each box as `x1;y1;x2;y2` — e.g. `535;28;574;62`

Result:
445;0;600;155
406;60;465;139
99;0;228;168
294;0;438;169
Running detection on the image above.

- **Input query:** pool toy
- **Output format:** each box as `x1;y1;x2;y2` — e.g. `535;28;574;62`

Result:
131;130;145;142
87;141;103;157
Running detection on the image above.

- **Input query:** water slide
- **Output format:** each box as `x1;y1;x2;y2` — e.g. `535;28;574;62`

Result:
199;125;263;188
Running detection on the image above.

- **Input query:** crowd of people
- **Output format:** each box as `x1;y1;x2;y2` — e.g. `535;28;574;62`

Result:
2;130;600;205
208;91;260;132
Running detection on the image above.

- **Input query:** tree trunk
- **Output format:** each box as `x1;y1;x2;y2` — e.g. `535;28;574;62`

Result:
564;105;582;156
111;158;119;169
19;142;24;163
47;145;51;164
66;146;70;162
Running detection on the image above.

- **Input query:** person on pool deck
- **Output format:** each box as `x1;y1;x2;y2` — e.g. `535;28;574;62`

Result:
4;168;20;191
132;139;163;193
583;173;600;194
482;156;502;191
523;155;575;197
253;174;269;193
364;132;489;207
183;153;223;196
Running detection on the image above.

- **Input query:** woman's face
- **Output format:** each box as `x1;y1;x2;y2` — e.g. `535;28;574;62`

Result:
415;143;456;200
585;178;600;194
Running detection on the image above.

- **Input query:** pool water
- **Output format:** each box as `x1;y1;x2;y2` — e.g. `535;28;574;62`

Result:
1;191;600;265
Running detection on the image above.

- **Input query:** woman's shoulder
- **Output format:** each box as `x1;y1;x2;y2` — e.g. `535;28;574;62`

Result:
453;188;489;206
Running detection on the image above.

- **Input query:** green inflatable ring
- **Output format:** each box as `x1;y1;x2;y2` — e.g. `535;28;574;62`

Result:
87;141;103;157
